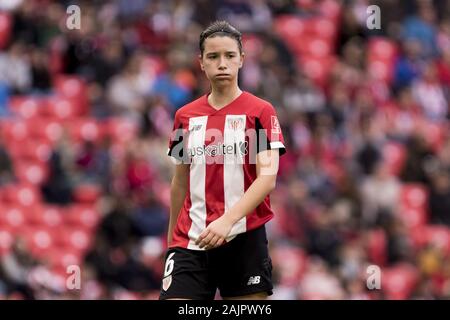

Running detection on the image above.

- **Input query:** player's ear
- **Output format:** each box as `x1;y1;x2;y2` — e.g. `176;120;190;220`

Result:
239;52;245;68
198;54;204;71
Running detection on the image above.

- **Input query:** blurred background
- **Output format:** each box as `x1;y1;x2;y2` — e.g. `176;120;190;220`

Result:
0;0;449;300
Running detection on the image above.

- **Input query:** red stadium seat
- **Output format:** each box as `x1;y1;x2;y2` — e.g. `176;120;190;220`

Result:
409;225;428;250
0;227;14;257
367;228;387;266
0;120;29;142
53;226;93;252
298;55;337;87
367;38;398;85
0;12;12;49
368;60;395;84
304;17;338;41
113;290;141;300
42;206;65;228
73;184;102;203
424;225;450;254
274;15;305;41
410;225;450;255
25;205;45;226
27;205;64;228
271;246;308;286
367;37;398;62
54;75;88;116
45;96;80;120
43;247;83;273
27;117;64;143
21;226;54;257
295;0;315;10
67;118;103;143
398;184;428;228
8;96;43;119
241;35;263;59
0;206;26;230
382;263;419;299
400;184;428;210
420;121;446;152
105;117;139;143
290;36;333;57
318;0;342;21
398;207;428;229
63;205;101;230
1;184;41;207
49;38;64;75
9;139;52;163
14;161;49;185
382;142;407;176
142;55;166;77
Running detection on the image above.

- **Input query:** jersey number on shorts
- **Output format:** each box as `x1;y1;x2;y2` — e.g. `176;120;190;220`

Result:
164;252;175;277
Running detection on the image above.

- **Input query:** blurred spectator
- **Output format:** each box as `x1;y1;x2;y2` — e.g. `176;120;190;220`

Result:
436;47;450;88
298;257;345;300
282;74;326;114
106;52;150;120
304;206;342;267
29;48;52;93
0;41;31;94
429;171;450;226
401;3;439;59
401;134;434;184
0;133;14;185
412;62;448;121
41;134;75;204
130;193;168;237
385;218;415;264
393;38;424;91
361;163;401;227
0;238;37;300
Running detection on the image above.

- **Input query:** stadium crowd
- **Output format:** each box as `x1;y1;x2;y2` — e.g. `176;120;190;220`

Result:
0;0;449;299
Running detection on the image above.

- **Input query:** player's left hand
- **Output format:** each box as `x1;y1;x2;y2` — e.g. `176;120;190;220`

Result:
195;215;234;250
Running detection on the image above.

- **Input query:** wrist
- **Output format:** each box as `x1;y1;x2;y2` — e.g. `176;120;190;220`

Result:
222;210;239;225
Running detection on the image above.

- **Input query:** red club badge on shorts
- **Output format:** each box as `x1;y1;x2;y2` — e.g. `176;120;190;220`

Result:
162;275;172;291
271;116;281;134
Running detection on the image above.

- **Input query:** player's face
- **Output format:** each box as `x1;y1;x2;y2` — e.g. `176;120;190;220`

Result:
199;36;244;86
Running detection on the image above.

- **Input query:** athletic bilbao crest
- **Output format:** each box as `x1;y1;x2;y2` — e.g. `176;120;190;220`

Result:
162;275;172;291
271;116;281;134
227;118;244;131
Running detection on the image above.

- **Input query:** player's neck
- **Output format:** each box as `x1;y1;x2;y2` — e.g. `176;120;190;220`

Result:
208;85;242;109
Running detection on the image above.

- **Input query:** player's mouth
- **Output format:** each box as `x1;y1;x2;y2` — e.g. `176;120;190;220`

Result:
215;73;231;79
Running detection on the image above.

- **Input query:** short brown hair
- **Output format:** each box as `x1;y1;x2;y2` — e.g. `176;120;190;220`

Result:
199;20;242;56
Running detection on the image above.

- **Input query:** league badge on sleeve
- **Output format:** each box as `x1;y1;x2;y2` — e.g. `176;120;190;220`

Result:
271;116;281;134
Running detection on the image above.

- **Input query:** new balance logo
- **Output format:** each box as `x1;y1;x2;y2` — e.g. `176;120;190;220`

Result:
247;276;261;285
189;124;203;132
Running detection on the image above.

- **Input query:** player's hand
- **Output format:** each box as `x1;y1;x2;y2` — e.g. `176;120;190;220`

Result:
195;215;234;250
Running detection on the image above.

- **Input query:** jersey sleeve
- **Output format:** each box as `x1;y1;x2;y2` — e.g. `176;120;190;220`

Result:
256;103;286;156
167;110;187;163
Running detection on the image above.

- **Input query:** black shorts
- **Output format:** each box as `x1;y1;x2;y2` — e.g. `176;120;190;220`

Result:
159;224;273;300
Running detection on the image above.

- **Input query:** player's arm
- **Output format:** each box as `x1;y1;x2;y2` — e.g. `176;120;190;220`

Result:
196;149;279;249
167;163;190;245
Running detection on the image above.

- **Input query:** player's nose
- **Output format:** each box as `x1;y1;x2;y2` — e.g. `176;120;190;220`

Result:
218;56;227;69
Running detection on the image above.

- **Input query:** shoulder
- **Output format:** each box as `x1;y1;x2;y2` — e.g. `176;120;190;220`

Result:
244;91;272;108
174;95;207;119
241;92;275;116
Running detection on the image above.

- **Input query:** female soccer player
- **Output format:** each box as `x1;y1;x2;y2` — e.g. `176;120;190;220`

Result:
160;20;286;300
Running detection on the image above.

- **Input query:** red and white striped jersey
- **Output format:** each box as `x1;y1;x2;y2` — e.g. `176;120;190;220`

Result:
167;91;286;250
